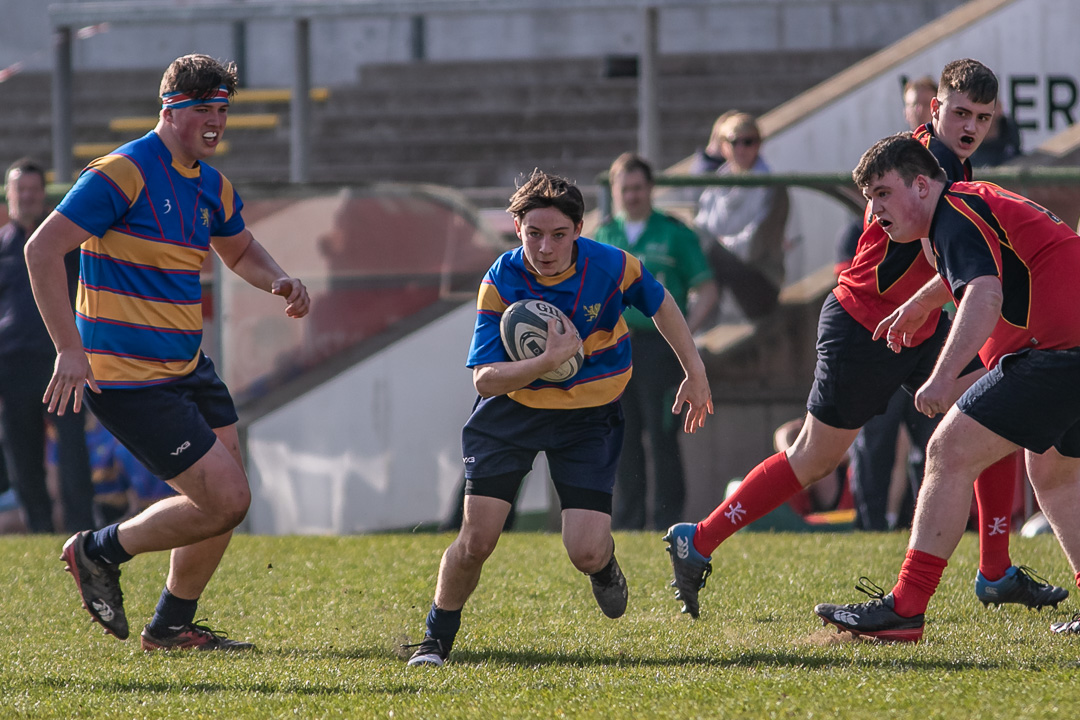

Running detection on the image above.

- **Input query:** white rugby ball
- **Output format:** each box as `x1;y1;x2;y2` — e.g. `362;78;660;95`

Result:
499;299;583;382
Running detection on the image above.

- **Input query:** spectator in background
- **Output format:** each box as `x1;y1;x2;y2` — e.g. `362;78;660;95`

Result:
0;158;94;533
47;415;177;528
0;437;27;533
596;153;718;531
902;75;938;135
694;112;789;321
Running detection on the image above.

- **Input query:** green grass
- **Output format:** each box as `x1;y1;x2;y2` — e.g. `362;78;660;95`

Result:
1;531;1077;719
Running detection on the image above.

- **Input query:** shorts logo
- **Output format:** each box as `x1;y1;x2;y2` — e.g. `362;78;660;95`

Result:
171;440;192;456
462;456;475;464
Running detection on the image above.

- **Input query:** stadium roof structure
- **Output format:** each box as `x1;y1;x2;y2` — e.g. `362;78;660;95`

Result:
46;0;722;183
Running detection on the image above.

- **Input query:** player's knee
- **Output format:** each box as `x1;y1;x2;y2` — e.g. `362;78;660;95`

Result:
456;531;499;564
207;482;251;533
566;543;609;574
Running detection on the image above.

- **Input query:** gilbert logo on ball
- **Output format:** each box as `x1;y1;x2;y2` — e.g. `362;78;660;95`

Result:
499;299;584;382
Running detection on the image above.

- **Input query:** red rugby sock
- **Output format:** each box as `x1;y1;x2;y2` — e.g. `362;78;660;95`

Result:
891;548;948;617
693;452;803;557
975;453;1021;581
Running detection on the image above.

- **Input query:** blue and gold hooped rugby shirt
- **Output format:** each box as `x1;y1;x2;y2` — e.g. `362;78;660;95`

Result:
56;131;245;388
467;236;666;410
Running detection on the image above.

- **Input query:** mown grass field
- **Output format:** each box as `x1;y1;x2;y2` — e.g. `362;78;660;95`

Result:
1;530;1077;719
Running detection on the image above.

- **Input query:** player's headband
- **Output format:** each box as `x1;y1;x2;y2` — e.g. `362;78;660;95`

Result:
161;85;230;110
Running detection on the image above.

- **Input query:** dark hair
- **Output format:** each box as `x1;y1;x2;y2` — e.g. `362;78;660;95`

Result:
609;152;653;184
507;169;585;226
159;54;239;100
938;58;998;105
5;157;46;187
852;133;946;188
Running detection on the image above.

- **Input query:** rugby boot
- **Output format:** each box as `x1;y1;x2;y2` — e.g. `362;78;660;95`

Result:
975;565;1069;609
663;523;712;618
140;621;255;651
60;531;128;640
815;577;925;643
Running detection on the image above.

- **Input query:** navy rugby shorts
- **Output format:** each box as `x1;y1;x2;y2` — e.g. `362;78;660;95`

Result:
462;394;624;513
958;347;1080;457
85;353;238;480
806;294;980;429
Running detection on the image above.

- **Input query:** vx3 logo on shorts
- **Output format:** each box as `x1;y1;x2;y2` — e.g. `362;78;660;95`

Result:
676;535;690;560
462;456;476;464
171;440;192;456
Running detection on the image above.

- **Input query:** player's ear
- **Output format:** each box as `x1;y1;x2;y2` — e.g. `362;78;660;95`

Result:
573;221;583;237
930;96;941;121
915;174;930;197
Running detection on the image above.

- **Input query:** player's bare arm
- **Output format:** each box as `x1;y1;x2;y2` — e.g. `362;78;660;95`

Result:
473;318;581;397
915;275;1002;417
650;291;713;432
210;229;310;318
874;274;953;351
23;210;100;414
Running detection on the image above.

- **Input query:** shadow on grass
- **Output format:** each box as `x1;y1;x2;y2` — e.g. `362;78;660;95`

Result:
440;646;1005;671
37;674;426;697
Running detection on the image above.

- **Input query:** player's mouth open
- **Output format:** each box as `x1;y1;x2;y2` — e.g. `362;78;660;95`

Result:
960;135;974;146
203;132;218;141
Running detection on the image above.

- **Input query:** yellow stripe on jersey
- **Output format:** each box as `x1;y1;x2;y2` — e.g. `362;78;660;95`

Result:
219;176;237;222
78;285;203;332
83;230;208;272
584;315;629;355
619;252;645;291
477;282;509;312
89;352;199;385
86;154;144;208
509;368;632;409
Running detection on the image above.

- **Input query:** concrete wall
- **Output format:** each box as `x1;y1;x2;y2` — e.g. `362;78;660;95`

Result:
762;0;1080;291
244;301;552;534
4;1;966;86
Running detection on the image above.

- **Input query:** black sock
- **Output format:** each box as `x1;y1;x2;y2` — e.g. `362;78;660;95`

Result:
147;588;198;636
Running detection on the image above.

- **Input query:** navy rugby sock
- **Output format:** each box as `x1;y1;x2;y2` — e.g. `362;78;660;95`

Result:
147;588;199;636
425;602;461;645
84;524;134;565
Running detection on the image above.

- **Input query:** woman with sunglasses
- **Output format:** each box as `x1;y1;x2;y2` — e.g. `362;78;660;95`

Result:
693;111;788;322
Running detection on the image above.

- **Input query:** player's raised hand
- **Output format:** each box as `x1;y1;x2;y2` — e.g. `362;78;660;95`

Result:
44;346;100;415
272;277;310;318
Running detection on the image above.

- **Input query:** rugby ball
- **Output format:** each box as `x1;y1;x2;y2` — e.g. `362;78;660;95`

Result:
499;299;583;382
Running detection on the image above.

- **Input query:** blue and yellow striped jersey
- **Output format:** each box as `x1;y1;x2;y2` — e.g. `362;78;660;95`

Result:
56;132;245;388
467;237;666;409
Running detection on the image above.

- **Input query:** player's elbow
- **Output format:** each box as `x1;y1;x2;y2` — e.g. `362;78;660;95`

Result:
472;366;499;397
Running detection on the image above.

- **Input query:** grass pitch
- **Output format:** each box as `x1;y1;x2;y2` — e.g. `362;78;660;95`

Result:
1;530;1077;719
